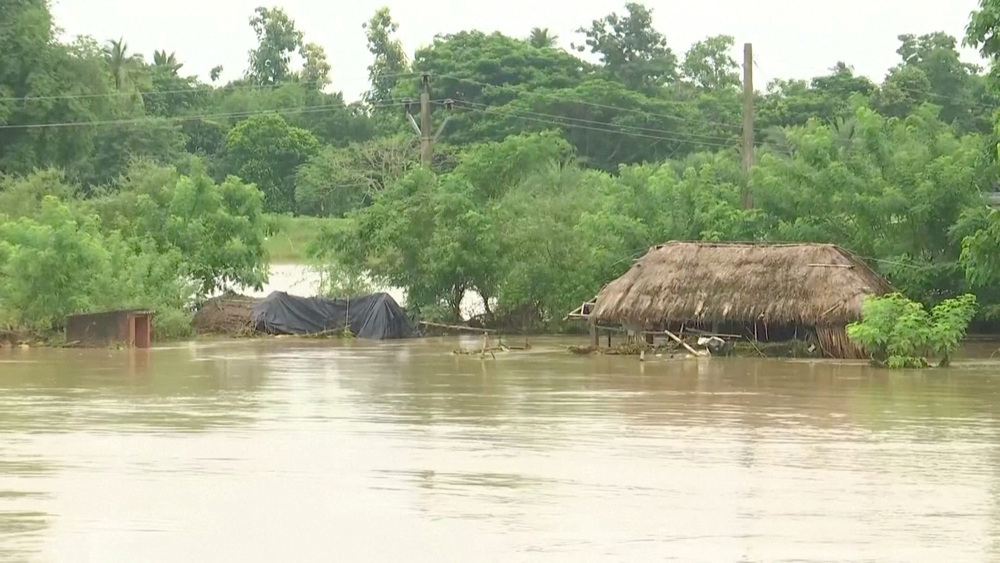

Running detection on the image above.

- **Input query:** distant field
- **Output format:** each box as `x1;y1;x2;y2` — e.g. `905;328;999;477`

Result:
265;215;347;263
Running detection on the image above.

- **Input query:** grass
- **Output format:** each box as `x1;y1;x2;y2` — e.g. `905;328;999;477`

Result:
264;214;347;263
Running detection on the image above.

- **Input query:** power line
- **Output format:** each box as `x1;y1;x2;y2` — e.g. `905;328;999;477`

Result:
448;101;737;150
0;72;419;104
429;72;745;133
453;99;738;144
754;50;1000;114
0;99;419;130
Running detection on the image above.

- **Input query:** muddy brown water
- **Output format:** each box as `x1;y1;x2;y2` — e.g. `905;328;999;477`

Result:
3;337;1000;562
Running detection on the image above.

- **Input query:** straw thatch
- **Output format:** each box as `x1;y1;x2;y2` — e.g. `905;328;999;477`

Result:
192;294;259;335
589;242;892;358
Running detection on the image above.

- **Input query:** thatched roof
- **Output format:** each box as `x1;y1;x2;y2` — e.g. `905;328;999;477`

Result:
590;242;892;327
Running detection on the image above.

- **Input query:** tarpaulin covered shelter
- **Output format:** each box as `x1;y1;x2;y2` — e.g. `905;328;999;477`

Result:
251;291;414;340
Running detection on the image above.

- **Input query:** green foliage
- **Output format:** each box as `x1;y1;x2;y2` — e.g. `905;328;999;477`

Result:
575;2;677;91
966;0;1000;82
413;30;593;108
682;35;740;91
847;293;977;368
225;113;320;213
0;197;115;331
264;214;345;262
363;7;409;106
246;6;303;86
82;119;189;189
299;42;331;90
0;195;196;337
528;28;559;49
88;160;270;296
314;261;376;298
4;0;1000;340
0;169;78;219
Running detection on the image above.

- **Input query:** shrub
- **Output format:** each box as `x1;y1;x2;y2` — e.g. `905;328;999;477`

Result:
847;292;977;368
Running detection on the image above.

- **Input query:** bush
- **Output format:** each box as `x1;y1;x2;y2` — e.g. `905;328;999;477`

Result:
0;197;196;336
0;162;269;340
847;292;977;368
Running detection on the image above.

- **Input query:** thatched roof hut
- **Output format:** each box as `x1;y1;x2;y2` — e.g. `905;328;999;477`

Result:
589;242;892;358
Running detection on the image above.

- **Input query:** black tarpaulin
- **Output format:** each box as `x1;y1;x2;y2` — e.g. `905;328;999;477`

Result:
251;291;414;340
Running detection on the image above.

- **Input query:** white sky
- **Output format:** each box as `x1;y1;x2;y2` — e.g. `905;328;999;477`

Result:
50;0;985;102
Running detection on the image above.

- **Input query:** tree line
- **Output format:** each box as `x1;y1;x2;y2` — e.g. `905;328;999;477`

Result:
5;0;1000;333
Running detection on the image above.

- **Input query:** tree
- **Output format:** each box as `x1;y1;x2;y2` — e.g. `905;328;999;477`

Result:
528;27;558;49
363;7;409;105
0;6;129;180
299;42;331;90
758;64;875;129
210;65;223;82
152;50;182;74
0;194;193;336
246;6;304;86
0;197;115;331
847;293;977;368
682;35;740;90
495;163;636;327
213;82;373;146
88;160;270;297
752;102;983;304
225;113;320;213
414;31;592;106
0;169;78;220
295;147;369;217
80;119;189;189
295;134;421;216
143;50;206;118
410;31;595;149
477;80;715;170
966;1;1000;73
104;37;143;91
329;132;574;321
575;2;677;91
889;33;983;131
870;65;933;118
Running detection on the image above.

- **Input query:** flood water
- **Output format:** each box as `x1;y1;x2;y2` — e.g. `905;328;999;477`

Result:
3;338;1000;562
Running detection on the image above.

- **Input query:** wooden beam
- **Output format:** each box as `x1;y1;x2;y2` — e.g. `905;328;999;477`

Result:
419;321;495;334
664;329;706;357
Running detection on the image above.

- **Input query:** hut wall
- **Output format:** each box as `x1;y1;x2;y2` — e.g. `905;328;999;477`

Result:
816;324;866;360
66;310;153;348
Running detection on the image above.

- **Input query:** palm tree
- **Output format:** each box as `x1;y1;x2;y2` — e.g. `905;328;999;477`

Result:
528;27;558;49
104;38;139;90
153;50;183;74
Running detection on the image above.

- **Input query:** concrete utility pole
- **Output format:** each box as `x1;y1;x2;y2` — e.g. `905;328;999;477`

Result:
741;42;755;210
419;74;432;165
404;73;452;167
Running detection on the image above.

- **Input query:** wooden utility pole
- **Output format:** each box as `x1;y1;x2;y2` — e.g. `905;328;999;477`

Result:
404;73;452;167
741;42;754;209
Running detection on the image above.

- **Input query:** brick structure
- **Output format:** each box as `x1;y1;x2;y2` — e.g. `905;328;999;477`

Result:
65;310;154;348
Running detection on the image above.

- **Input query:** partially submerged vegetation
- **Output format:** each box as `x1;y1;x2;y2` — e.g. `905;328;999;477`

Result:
0;161;268;341
847;293;978;368
5;0;1000;349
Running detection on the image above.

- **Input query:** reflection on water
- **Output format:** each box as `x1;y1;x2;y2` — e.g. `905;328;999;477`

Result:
2;338;1000;561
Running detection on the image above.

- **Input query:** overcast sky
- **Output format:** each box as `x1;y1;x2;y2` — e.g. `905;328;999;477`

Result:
50;0;985;102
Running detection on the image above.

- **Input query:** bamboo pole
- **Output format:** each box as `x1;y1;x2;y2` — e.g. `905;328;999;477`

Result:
664;329;706;357
419;321;495;333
